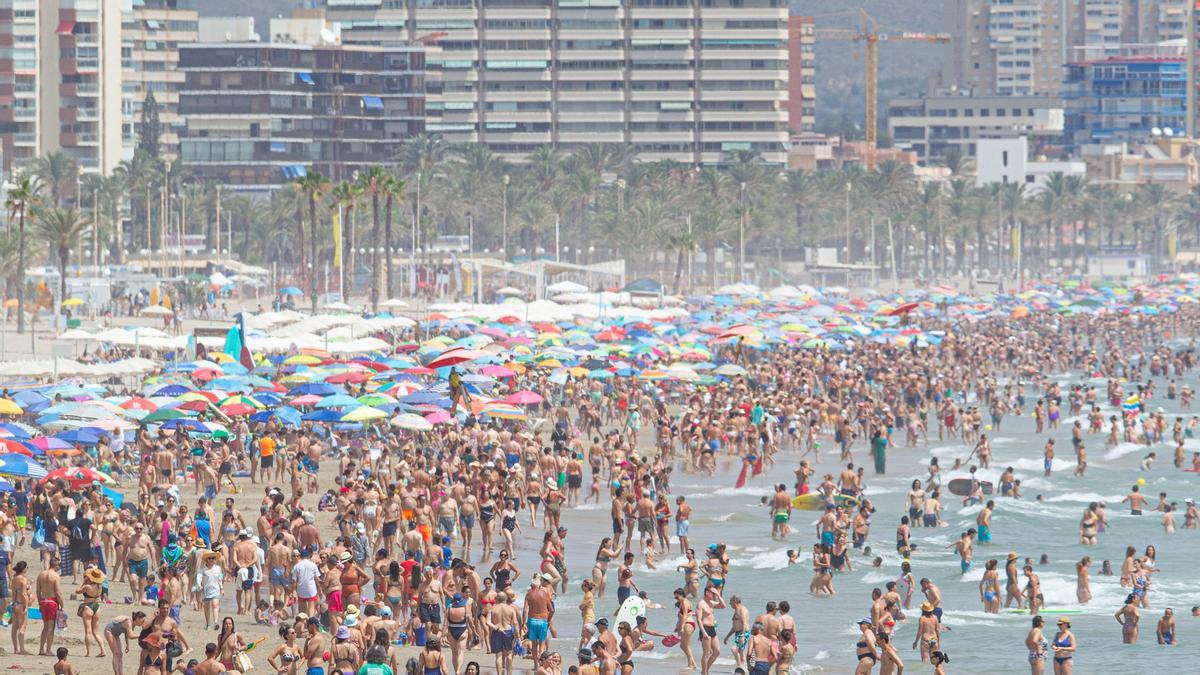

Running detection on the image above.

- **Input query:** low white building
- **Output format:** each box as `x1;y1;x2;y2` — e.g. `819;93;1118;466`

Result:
975;137;1087;192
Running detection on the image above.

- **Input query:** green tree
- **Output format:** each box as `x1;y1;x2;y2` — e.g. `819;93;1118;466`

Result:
356;166;391;310
138;91;163;157
31;152;78;206
295;171;331;312
33;206;90;303
3;174;40;333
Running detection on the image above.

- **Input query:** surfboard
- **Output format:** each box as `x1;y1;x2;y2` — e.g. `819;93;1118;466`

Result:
947;478;994;497
1006;609;1083;615
791;493;860;511
615;595;647;630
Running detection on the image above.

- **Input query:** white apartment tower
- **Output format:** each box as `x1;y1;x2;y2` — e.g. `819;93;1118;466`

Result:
0;0;126;174
326;0;789;166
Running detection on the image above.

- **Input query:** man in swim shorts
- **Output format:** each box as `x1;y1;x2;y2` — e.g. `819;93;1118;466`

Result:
36;552;62;656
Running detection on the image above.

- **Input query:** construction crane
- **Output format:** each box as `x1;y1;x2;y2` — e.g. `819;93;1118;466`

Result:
814;10;950;170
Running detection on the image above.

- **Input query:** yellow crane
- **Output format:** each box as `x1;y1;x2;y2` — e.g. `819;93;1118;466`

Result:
814;9;950;170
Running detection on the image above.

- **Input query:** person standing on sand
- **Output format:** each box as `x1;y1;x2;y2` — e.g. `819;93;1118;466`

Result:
36;551;63;657
9;560;32;654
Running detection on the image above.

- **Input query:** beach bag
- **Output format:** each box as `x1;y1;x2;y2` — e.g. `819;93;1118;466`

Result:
31;518;44;550
235;651;254;671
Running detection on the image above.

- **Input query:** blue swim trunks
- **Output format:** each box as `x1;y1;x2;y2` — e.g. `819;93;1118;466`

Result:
821;531;834;547
527;618;549;642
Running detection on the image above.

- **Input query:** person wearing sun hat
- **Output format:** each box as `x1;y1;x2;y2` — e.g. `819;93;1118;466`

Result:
76;566;106;658
330;624;359;674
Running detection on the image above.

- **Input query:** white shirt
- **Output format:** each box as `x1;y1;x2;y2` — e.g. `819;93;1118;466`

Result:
199;565;223;599
292;558;321;598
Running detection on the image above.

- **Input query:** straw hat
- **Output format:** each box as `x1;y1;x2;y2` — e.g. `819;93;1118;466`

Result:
1056;616;1071;625
85;567;106;584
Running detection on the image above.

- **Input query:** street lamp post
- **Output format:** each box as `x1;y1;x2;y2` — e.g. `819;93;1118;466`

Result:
501;174;510;260
844;181;852;263
738;181;747;283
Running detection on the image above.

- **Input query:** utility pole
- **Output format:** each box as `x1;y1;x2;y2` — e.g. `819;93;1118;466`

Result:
739;181;747;283
887;217;898;292
215;184;221;263
501;174;510;260
870;217;877;288
844;181;852;263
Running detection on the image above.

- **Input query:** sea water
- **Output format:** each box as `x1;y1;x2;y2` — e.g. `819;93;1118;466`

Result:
511;385;1200;673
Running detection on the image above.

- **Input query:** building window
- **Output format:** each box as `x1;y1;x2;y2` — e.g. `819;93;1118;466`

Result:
1002;150;1008;167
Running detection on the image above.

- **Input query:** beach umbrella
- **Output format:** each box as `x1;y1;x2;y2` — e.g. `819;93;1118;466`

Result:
41;465;114;488
391;413;434;431
427;348;486;369
120;397;158;412
0;399;23;415
424;411;453;425
478;402;526;420
0;439;36;457
289;382;339;396
714;364;748;377
54;429;104;445
279;286;303;296
341;406;386;422
0;454;47;479
149;384;193;397
302;409;344;422
284;354;323;366
505;391;544;405
316;394;361;409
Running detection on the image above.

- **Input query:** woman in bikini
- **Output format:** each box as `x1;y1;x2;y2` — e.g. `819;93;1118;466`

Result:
854;618;878;674
1051;617;1075;675
102;610;146;675
76;567;106;658
1114;593;1140;644
591;538;623;599
444;594;473;675
216;617;248;672
266;624;303;675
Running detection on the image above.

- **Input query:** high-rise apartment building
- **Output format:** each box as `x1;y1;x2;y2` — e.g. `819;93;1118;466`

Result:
176;42;427;190
0;0;126;174
1064;53;1186;147
326;0;789;166
940;1;1190;97
123;0;199;157
787;15;815;135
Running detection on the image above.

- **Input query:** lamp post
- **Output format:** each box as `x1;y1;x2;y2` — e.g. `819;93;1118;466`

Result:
738;181;747;283
844;180;852;263
501;174;510;260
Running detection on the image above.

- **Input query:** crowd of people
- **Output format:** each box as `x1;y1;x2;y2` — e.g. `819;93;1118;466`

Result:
4;291;1200;675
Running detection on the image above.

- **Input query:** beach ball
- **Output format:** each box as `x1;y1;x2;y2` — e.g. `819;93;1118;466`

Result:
985;425;992;431
1137;478;1146;486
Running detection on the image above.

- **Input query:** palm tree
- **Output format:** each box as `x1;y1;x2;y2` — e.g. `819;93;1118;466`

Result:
295;171;331;312
115;151;162;252
33;206;90;303
1137;183;1176;272
329;180;362;295
356;166;391;310
31;152;78;206
382;174;406;298
3;174;40;333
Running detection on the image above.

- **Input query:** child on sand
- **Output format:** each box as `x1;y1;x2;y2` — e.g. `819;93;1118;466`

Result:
54;647;75;675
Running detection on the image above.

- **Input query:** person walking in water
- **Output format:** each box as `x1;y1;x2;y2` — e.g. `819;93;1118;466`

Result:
871;428;888;475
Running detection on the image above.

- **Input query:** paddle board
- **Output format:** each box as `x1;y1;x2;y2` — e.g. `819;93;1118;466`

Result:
791;493;860;511
615;596;647;630
947;478;994;497
1006;609;1082;615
